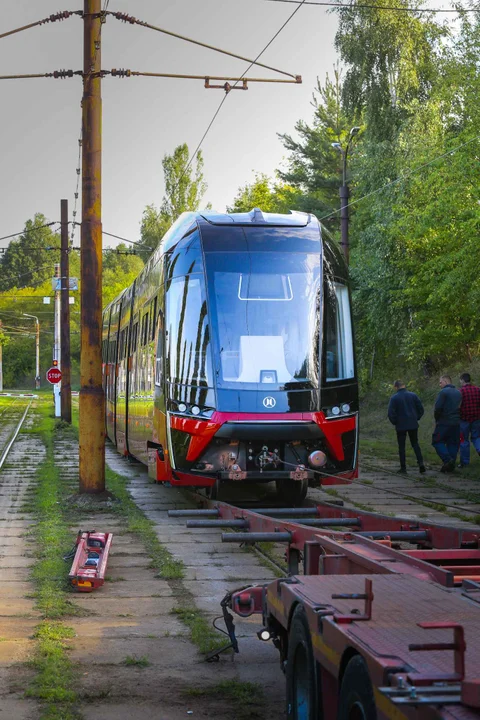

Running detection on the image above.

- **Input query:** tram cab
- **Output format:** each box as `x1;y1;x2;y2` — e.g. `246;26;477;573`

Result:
103;209;358;502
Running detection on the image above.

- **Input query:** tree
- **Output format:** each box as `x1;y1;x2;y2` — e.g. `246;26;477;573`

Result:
103;244;144;306
138;144;208;257
0;214;60;291
228;173;301;214
335;0;444;141
278;67;357;224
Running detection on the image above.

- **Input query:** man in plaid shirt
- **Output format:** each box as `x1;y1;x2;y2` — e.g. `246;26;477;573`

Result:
459;373;480;467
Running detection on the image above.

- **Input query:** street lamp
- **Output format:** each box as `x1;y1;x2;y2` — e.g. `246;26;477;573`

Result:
332;126;361;264
23;313;40;389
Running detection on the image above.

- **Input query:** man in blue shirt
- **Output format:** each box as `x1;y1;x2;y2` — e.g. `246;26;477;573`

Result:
432;375;462;473
388;380;425;474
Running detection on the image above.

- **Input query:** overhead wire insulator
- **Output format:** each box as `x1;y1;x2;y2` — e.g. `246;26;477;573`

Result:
52;69;74;79
49;11;73;22
111;68;131;78
112;12;137;24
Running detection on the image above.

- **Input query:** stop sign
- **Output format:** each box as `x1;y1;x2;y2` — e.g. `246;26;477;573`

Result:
46;367;62;384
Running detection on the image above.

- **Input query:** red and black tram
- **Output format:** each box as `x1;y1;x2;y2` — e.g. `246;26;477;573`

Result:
102;209;358;502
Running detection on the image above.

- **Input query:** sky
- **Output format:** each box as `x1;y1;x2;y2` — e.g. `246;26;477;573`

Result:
0;0;340;248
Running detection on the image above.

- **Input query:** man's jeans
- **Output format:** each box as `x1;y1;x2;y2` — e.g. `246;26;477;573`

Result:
459;419;480;465
432;423;460;464
396;429;424;469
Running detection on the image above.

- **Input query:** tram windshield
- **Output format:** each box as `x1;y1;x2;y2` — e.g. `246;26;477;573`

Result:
205;252;321;390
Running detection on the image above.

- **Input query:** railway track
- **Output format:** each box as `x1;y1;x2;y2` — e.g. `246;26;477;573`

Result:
0;397;32;471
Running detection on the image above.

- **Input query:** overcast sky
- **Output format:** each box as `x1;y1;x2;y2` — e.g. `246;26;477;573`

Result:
1;1;453;249
0;0;341;247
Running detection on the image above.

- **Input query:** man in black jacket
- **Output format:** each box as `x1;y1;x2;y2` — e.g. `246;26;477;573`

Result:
432;375;462;472
388;380;426;474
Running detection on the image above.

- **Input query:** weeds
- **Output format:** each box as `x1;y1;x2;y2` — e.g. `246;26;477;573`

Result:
186;680;266;720
122;655;151;668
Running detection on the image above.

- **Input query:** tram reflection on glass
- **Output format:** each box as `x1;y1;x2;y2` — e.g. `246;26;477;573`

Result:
102;209;358;503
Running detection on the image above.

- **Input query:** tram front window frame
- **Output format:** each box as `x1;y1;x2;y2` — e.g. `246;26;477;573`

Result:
204;250;321;392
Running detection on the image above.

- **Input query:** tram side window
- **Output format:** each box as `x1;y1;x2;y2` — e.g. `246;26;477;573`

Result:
131;322;138;354
151;297;157;341
155;313;164;387
166;276;213;387
325;281;354;382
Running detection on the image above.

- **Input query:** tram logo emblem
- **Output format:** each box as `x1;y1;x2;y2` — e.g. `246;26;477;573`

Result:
263;396;276;408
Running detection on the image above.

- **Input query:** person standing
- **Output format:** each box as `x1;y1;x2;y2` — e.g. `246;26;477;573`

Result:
432;375;462;472
388;380;426;474
458;372;480;467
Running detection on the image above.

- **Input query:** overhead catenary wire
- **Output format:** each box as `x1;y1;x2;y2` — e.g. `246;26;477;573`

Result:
0;222;57;245
108;11;298;79
319;133;480;222
173;0;308;198
264;0;478;11
0;11;82;41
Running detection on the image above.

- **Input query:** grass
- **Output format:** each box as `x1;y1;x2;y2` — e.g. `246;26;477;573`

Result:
186;680;266;720
105;466;184;579
171;607;224;655
122;655;151;668
23;401;80;720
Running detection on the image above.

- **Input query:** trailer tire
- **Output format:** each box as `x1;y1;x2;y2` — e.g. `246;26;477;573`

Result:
286;605;320;720
276;477;308;506
337;655;376;720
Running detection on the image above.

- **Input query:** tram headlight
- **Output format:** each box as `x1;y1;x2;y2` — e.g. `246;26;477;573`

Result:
341;403;350;414
331;406;341;416
178;403;187;413
191;405;201;416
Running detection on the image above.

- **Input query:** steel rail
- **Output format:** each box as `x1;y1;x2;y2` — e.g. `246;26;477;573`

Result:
349;461;480;520
0;400;32;471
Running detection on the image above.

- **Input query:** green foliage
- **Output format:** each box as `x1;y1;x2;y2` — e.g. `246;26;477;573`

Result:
138;144;208;257
228;173;302;214
0;215;60;292
102;243;144;307
278;66;357;223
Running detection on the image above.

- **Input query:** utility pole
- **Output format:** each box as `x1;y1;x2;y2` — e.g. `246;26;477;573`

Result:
339;183;349;265
0;321;3;392
23;314;40;389
54;263;61;417
60;199;72;423
332;127;360;265
79;0;105;493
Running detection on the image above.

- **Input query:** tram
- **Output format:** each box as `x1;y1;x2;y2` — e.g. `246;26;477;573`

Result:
102;208;358;502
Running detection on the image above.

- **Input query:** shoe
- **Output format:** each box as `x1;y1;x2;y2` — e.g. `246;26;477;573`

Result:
441;460;455;473
419;465;426;473
457;463;468;469
398;468;407;474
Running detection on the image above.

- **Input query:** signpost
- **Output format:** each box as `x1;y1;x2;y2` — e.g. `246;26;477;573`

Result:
46;367;62;385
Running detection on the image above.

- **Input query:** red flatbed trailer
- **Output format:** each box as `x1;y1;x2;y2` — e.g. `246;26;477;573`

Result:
170;500;480;720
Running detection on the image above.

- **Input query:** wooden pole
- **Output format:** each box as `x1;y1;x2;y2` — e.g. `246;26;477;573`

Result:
60;199;72;423
79;0;104;492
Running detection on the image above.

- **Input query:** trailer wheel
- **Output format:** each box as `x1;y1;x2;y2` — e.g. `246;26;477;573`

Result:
337;655;376;720
286;605;319;720
276;477;308;506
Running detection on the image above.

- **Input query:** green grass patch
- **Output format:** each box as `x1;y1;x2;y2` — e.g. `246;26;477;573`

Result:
23;401;80;719
105;466;184;579
172;607;223;655
186;680;266;720
122;655;151;667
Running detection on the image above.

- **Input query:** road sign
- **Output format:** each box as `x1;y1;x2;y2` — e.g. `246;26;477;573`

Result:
46;367;62;384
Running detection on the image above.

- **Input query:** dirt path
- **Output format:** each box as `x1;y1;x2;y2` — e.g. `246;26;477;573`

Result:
53;439;285;720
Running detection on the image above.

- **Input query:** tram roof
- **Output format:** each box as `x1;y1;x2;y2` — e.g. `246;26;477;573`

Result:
198;208;313;227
